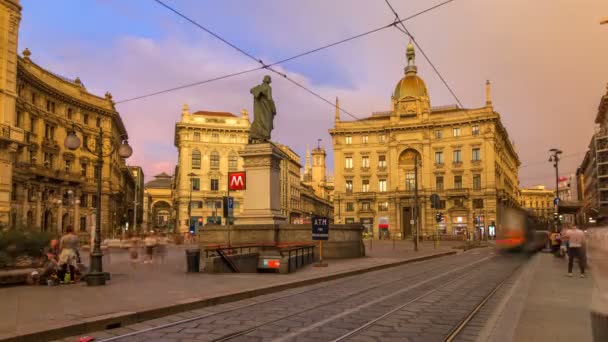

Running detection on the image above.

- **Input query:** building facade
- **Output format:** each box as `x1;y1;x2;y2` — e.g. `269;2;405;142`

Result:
174;106;250;232
330;43;520;239
577;84;608;222
277;143;303;223
519;185;554;222
129;166;144;232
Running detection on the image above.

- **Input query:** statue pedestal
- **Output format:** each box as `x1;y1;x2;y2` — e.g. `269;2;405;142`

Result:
237;143;287;225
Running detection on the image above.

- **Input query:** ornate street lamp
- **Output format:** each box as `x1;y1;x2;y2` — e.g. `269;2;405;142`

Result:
64;126;133;286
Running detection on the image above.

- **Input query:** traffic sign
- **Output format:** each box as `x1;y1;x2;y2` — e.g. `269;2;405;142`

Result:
312;216;329;240
228;172;246;191
554;197;560;206
223;196;234;219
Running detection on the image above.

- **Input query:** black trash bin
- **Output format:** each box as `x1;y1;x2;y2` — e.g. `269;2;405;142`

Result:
186;249;200;273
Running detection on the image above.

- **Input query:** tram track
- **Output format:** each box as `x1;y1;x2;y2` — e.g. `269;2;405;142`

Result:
97;252;487;342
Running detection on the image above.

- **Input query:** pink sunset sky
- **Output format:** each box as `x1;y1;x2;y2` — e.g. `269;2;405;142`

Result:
17;0;608;188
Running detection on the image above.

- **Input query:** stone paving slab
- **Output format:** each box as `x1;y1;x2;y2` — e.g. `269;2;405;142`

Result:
0;241;459;342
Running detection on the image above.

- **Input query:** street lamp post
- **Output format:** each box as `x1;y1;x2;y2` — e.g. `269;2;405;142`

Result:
549;148;563;230
64;127;133;286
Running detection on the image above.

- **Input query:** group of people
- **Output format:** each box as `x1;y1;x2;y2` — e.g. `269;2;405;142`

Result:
127;232;169;266
549;224;587;277
37;225;83;285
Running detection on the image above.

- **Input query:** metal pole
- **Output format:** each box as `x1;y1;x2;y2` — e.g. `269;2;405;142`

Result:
87;128;105;286
414;155;419;252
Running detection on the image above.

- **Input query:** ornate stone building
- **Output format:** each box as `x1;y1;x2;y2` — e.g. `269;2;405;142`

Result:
330;43;520;239
173;105;334;232
174;106;250;232
143;172;174;232
0;1;136;234
277;143;302;223
519;185;554;222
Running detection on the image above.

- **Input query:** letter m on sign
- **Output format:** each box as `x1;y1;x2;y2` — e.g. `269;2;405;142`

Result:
228;172;246;191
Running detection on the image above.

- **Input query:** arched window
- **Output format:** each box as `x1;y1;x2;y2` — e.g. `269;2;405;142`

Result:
228;152;238;170
210;151;220;169
193;132;200;141
192;150;201;169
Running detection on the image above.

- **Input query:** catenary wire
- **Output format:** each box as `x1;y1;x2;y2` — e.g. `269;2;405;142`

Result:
116;0;457;104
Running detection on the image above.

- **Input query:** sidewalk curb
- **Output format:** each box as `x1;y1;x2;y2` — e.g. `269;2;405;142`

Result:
1;251;456;342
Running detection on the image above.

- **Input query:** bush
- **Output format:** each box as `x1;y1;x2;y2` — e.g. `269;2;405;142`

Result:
0;229;54;258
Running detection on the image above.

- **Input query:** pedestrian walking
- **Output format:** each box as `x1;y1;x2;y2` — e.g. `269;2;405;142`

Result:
562;225;586;277
128;234;140;268
143;232;157;264
156;233;168;264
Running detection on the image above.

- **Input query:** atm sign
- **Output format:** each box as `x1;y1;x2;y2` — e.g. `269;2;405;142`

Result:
228;172;246;191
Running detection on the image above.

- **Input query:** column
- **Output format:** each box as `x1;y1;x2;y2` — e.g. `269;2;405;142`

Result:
35;190;42;229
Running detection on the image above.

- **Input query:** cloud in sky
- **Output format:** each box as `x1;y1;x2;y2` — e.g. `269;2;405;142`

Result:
18;0;608;187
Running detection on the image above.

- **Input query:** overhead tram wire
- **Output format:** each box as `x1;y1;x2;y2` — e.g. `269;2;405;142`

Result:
384;0;463;108
116;0;457;105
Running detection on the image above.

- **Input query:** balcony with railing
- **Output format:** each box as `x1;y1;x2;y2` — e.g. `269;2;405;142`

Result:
360;166;371;174
0;123;25;143
447;187;470;198
354;192;376;200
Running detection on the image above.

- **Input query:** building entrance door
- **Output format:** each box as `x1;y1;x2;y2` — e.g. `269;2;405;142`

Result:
402;207;413;237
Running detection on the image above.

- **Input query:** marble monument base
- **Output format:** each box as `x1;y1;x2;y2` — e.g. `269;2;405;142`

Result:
237;142;287;225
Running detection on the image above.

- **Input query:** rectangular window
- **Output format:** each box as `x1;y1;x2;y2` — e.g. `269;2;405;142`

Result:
361;202;371;210
437;200;446;210
435;130;442;139
207;201;215;209
30;117;36;133
406;172;416;190
92;195;98;208
436;176;444;191
473;174;481;190
362;135;368;144
362;179;370;192
453;150;462;163
379;134;386;143
211;133;219;142
346;180;353;194
473;199;484;209
16;111;22;128
43;152;53;168
472;148;481;161
192;152;201;169
11;183;17;201
472;125;480;136
346;202;354;212
435;151;444;164
190;201;202;209
454;175;463;189
83;114;89;125
210;179;219;191
96;117;101;128
67;108;73;120
345;156;353;169
191;178;200;191
345;136;352;145
81;163;87;177
378;201;389;211
362;156;370;168
453;127;461;137
378;155;387;168
379;179;387;192
210;153;220;169
80;194;87;208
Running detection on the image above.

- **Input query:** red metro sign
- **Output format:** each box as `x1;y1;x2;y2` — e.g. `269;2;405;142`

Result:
228;172;246;191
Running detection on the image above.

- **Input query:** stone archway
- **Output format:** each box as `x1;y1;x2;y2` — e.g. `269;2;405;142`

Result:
152;200;172;230
42;210;53;232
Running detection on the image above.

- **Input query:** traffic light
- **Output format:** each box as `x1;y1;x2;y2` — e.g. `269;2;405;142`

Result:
435;212;443;223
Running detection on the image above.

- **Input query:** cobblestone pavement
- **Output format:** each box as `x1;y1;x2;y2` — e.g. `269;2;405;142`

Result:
62;249;526;342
